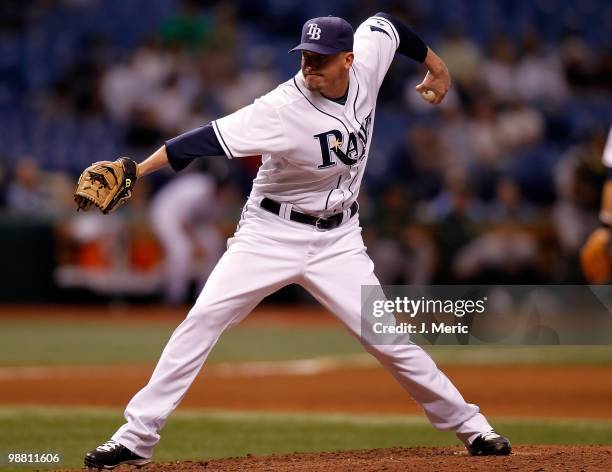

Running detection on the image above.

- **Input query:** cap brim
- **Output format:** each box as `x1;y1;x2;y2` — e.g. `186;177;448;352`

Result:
289;43;342;55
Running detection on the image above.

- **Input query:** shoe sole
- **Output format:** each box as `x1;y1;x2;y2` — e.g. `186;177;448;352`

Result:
468;446;512;456
84;458;151;470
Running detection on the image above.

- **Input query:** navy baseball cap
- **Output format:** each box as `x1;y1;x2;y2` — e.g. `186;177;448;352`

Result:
289;16;354;55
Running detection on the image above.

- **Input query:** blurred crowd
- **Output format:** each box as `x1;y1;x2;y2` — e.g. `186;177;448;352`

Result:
0;0;611;301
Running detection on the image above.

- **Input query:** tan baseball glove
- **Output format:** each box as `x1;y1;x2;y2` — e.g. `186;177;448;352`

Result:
580;227;612;284
74;157;138;214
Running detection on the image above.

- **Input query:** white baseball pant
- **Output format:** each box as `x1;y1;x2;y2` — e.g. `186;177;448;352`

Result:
112;200;492;458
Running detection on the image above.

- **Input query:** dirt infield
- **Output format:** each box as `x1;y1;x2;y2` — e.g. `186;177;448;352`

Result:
63;446;612;471
0;304;339;326
2;363;612;419
2;306;612;418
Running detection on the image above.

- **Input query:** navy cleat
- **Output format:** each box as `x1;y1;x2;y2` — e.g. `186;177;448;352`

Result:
84;440;150;470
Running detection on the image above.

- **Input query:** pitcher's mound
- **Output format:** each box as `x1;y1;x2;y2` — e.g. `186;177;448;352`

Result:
85;445;611;471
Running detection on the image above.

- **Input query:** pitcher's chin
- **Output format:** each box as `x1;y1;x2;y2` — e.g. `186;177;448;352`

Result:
304;75;323;91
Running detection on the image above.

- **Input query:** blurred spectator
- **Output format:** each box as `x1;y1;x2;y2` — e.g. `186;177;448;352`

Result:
99;56;144;122
369;236;404;284
496;100;544;151
426;168;487;222
131;39;175;89
482;35;519;104
453;223;540;283
487;177;537;223
515;30;569;104
369;225;437;285
206;2;238;52
196;3;239;88
218;47;279;113
149;73;192;134
366;183;418;284
561;35;612;93
102;39;207;135
374;184;413;237
560;34;596;90
554;130;607;255
387;125;444;203
400;225;437;284
159;0;212;52
438;105;472;171
6;159;52;216
436;27;482;88
465;100;501;165
434;181;479;283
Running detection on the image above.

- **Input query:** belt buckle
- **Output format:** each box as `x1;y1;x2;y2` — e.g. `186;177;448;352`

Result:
314;217;326;230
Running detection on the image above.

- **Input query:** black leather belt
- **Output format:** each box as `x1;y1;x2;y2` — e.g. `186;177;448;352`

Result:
260;198;358;230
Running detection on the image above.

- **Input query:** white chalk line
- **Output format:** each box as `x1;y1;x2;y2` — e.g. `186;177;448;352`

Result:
0;355;376;381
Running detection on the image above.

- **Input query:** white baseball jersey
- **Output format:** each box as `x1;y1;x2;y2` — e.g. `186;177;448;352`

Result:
603;126;612;168
212;15;400;216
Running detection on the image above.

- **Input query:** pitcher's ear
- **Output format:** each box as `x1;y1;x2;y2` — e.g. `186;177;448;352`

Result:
345;52;354;68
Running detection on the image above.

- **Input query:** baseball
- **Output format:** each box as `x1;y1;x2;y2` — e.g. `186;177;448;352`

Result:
421;89;437;102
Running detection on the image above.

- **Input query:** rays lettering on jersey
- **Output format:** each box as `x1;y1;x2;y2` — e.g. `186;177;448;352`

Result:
314;111;373;169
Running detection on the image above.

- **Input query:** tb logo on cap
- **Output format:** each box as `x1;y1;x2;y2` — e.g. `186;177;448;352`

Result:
306;23;321;40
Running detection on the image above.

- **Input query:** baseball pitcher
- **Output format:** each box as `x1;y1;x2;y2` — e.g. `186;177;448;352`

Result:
77;13;511;470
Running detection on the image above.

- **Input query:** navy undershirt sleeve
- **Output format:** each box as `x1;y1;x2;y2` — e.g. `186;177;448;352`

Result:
375;12;428;63
165;123;226;172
